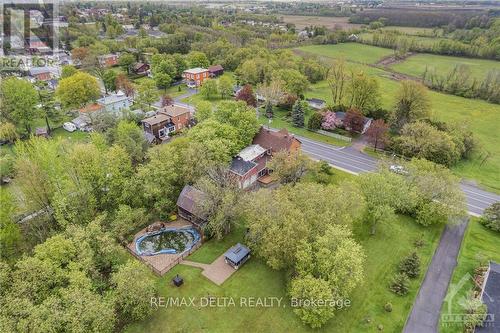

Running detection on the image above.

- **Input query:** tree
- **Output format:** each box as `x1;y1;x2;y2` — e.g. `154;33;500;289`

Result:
0;77;38;134
479;202;500;232
187;51;209;68
265;102;274;119
112;205;147;243
393;81;431;131
291;100;306;127
289;275;335;328
346;71;381;113
56;72;100;109
273;69;309;97
235;84;257;107
136;79;159;111
268;150;311;185
112;261;157;325
365;119;389;150
390;273;410;295
256;80;286;106
218;76;233;99
154;72;172;91
61;65;78;79
161;95;174;107
112;121;149;164
35;81;63;134
399;252;421;278
392;121;461;167
195;101;213;122
321;111;336;130
0;122;18;143
118;53;135;74
327;59;349;106
343;108;365;133
200;79;218;100
115;73;135;97
0;189;22;261
103;70;117;93
195;166;241;239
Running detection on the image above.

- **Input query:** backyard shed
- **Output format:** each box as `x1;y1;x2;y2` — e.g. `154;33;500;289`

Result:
224;243;251;270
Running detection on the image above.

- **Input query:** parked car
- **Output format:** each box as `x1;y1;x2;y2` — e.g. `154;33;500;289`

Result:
63;122;77;132
389;165;408;175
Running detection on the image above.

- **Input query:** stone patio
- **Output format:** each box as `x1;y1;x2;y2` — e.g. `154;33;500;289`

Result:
181;253;237;286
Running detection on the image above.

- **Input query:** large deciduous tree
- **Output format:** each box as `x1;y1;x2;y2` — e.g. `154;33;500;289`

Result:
235;84;257;107
365;119;389;151
343;108;365;133
56;72;100;110
327;59;349;106
0;77;39;135
136;79;159;110
393;81;431;132
268;151;311;185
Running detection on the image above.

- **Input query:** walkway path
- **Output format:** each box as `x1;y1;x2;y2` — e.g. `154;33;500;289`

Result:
181;253;236;286
403;219;469;333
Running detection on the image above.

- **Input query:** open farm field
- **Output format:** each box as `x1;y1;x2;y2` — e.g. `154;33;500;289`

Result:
281;15;363;30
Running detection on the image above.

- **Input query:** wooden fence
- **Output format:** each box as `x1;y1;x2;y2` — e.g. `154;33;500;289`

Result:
125;241;202;276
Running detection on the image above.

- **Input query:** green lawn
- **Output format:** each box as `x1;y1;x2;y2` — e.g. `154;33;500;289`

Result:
391;53;500;81
295;43;394;64
126;211;442;333
439;220;500;333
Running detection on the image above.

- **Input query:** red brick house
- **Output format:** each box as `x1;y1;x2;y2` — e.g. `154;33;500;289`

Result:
229;127;302;189
98;54;119;67
183;68;209;88
141;104;192;143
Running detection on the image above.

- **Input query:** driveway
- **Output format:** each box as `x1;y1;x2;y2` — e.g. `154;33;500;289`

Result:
403;219;469;333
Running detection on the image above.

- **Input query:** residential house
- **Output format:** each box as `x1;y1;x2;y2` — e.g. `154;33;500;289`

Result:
98;54;119;67
306;98;327;110
29;67;60;81
141;104;192;143
334;111;373;134
230;127;302;189
183;68;209;88
96;93;130;114
208;64;224;77
133;62;150;75
71;114;92;130
176;185;208;227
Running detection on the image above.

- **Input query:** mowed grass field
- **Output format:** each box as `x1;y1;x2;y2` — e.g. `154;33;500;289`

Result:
281;15;362;30
391;53;500;80
296;43;394;64
126;205;442;333
439;220;500;333
299;44;500;191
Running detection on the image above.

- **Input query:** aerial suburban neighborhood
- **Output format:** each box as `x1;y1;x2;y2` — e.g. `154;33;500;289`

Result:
0;1;499;333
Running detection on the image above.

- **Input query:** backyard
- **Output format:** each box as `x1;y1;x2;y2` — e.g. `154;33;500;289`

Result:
126;182;443;333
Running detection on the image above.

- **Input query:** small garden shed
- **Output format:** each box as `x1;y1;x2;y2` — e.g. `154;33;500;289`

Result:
224;243;251;270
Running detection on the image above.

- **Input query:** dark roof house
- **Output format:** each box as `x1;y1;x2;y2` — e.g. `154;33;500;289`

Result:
208;64;224;77
252;127;302;154
477;261;500;332
176;185;208;227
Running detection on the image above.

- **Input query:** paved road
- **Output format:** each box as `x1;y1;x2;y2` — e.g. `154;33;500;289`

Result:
295;134;500;216
403;220;469;333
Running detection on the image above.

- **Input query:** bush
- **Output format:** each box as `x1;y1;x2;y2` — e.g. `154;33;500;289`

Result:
399;252;421;279
307;112;323;130
462;293;488;332
479;202;500;232
389;273;410;296
384;302;393;312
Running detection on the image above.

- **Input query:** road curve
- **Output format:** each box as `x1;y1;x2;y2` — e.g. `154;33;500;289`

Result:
295;133;500;216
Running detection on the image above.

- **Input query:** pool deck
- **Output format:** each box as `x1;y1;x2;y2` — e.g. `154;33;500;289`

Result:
127;219;199;275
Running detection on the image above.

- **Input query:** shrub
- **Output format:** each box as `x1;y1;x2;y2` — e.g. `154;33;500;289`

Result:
399;252;421;278
389;273;410;296
307;112;323;130
384;302;393;312
462;293;487;332
479;202;500;232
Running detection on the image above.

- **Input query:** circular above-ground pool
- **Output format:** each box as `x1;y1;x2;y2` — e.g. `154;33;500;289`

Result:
135;227;201;256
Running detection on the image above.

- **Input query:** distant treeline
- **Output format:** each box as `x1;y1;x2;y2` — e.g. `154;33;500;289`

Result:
350;8;489;28
360;29;499;60
422;65;500;104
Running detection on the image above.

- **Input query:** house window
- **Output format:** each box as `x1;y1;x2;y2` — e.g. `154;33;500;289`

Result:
258;168;267;177
158;128;166;137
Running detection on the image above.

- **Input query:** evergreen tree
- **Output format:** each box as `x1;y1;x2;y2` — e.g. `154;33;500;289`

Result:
292;100;305;127
265;102;273;119
399;252;421;278
390;272;410;296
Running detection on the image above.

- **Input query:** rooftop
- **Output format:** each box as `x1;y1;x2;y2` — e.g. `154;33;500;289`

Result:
184;67;209;75
230;157;257;176
159;104;191;118
142;113;170;126
252;127;301;153
97;93;128;106
237;144;266;162
224;243;250;264
176;185;208;220
208;64;224;72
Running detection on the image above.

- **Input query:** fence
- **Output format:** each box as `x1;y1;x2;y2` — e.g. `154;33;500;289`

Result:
125;241;202;276
316;129;352;142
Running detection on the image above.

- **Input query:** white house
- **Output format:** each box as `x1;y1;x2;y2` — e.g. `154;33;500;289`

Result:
96;92;131;115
